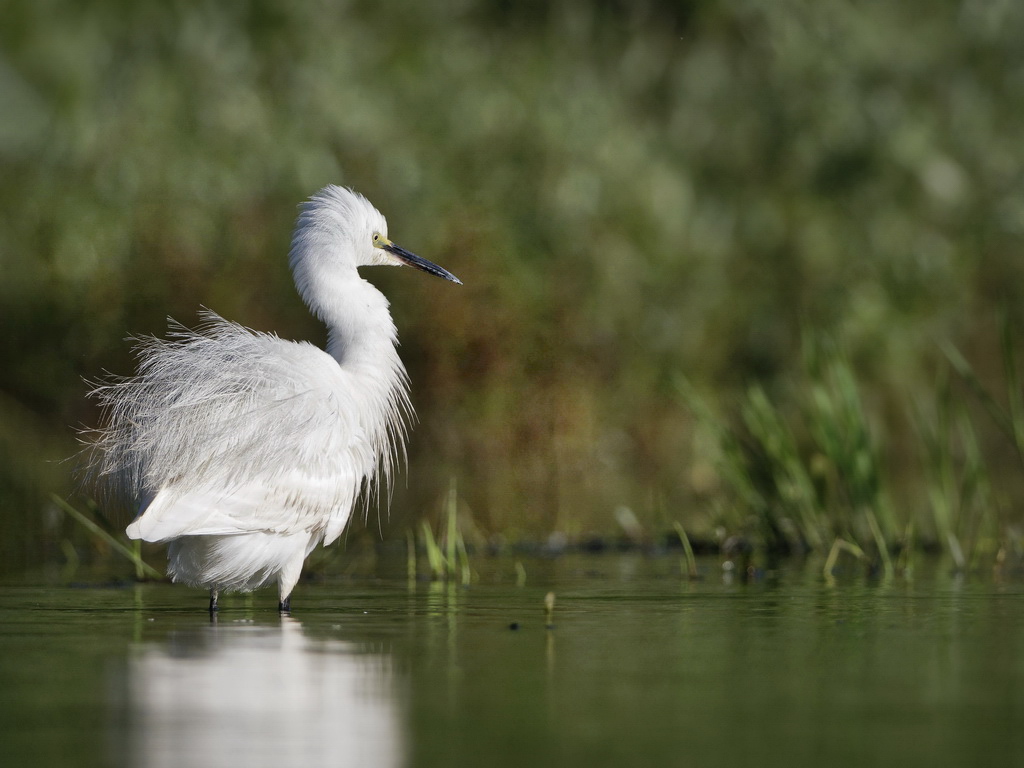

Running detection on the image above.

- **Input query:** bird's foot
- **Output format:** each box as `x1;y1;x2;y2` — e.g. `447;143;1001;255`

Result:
209;590;219;614
278;597;291;614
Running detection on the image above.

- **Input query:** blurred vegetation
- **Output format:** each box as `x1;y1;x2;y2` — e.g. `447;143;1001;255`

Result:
3;0;1024;575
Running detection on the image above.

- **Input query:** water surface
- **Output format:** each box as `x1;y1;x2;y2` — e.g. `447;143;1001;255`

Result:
2;555;1022;767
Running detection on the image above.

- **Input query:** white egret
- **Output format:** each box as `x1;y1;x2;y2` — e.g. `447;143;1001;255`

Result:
86;186;461;612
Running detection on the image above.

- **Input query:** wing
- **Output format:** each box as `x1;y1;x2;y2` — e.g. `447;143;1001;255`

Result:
87;312;378;534
127;465;362;545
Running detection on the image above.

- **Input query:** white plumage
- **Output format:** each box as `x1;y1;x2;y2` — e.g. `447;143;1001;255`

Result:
86;186;461;611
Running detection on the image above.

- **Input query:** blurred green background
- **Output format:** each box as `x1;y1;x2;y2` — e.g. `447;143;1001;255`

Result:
2;0;1023;575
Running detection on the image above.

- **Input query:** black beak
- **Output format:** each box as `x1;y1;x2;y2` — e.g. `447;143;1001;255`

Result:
384;242;462;284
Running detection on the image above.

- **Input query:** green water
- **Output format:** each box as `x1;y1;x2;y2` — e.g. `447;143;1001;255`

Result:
1;555;1022;767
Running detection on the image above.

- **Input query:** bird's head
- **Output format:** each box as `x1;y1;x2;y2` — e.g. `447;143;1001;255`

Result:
291;185;461;284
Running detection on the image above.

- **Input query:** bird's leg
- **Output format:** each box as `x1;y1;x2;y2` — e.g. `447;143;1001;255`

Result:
278;556;303;615
209;589;219;614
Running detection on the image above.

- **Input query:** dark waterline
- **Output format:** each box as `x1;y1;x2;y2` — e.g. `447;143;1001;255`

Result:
1;555;1022;767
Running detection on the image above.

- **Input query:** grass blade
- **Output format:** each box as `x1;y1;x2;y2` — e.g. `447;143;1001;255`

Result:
50;495;162;580
672;520;699;579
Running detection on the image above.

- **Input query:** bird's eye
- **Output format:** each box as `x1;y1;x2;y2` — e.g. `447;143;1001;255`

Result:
372;233;382;247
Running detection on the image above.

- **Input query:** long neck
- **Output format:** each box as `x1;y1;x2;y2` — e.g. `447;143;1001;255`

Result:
299;267;413;489
311;271;398;366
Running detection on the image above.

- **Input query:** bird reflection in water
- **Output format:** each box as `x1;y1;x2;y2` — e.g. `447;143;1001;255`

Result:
116;618;403;768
